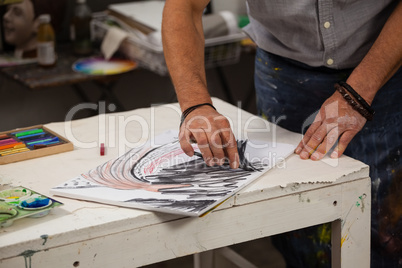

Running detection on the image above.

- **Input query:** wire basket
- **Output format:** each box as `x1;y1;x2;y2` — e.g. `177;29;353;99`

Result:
91;13;246;76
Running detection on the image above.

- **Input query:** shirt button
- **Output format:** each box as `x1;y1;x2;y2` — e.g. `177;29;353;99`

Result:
327;58;334;65
324;22;331;29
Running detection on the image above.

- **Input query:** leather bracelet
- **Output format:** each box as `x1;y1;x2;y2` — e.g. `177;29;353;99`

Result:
338;81;375;115
180;103;216;127
335;83;374;121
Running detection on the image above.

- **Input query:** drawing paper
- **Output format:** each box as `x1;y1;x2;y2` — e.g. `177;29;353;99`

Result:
108;1;165;32
51;132;295;216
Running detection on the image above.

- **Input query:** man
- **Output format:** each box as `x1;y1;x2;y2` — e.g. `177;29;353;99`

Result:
162;0;401;267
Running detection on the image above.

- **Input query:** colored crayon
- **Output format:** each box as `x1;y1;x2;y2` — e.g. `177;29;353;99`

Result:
27;137;59;146
32;140;60;148
0;145;27;155
0;144;26;153
33;143;59;149
0;138;17;146
100;143;105;156
0;134;10;140
17;132;48;140
12;128;41;135
0;148;30;156
14;128;44;137
23;135;53;144
41;141;60;146
0;142;24;151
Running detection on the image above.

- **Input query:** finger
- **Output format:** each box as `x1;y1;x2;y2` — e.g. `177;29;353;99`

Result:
310;126;339;160
192;130;214;166
208;129;225;165
210;115;235;166
331;131;356;158
183;114;214;164
299;122;330;160
220;128;239;169
295;117;322;154
179;126;195;157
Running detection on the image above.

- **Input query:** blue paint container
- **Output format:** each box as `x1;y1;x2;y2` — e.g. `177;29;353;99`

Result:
21;198;50;209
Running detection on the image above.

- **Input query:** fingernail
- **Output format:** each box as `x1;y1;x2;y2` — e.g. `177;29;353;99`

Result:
295;147;302;154
231;161;239;169
311;152;319;160
331;151;338;158
300;151;309;159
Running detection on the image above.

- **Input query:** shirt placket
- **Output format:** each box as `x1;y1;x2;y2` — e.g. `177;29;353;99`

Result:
318;0;338;68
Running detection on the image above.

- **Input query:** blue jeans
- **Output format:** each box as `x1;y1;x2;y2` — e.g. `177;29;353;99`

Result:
255;48;402;268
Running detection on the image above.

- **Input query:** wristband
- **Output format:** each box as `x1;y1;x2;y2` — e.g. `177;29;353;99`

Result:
180;103;216;127
338;81;375;115
335;83;374;121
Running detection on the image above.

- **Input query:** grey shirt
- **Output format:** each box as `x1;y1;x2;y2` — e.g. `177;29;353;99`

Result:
243;0;397;69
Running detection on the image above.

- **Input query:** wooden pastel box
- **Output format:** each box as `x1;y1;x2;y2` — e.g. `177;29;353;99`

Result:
0;125;73;165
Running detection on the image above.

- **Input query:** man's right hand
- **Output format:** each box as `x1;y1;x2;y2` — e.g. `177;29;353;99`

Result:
179;105;239;169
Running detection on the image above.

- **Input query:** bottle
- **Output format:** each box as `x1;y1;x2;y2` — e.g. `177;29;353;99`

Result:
71;0;93;56
37;14;56;67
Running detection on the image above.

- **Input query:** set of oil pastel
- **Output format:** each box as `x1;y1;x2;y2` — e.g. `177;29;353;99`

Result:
0;125;73;165
0;128;61;156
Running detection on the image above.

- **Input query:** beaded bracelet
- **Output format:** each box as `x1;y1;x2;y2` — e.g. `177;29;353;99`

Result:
335;83;374;121
180;103;216;127
338;81;375;115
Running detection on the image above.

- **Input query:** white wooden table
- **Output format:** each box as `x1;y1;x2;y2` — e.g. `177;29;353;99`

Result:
0;98;370;267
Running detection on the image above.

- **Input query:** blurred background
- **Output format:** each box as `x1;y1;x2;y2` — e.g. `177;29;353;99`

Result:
0;0;256;132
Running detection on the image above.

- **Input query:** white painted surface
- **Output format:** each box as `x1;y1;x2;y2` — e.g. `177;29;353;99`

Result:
0;98;370;267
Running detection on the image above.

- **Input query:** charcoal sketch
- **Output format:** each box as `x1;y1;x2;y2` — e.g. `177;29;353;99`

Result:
51;136;295;216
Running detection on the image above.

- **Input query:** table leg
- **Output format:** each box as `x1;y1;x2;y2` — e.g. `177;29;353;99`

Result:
72;83;92;103
194;251;214;268
331;178;371;267
94;80;126;112
194;247;257;268
71;80;126;112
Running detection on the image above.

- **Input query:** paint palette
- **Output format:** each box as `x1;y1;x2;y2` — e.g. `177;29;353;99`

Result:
0;187;63;228
0;187;31;204
0;206;18;222
72;57;137;75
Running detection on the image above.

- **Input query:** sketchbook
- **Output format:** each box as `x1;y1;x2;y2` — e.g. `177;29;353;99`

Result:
51;132;295;216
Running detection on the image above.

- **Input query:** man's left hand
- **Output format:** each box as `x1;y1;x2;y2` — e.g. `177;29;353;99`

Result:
294;91;367;160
